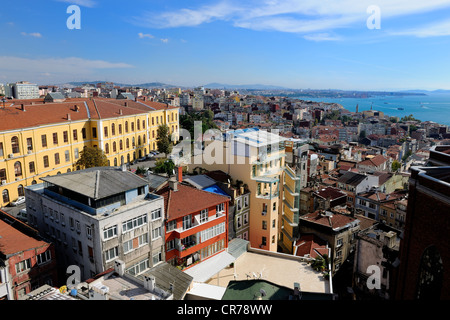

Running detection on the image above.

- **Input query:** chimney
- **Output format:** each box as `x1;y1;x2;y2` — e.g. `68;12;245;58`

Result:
169;177;178;192
21;103;25;111
124;102;128;107
143;276;156;292
176;166;183;183
67;113;71;121
74;105;79;112
119;109;123;115
114;260;125;276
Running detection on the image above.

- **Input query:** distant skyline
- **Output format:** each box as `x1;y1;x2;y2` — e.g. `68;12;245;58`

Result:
1;0;450;91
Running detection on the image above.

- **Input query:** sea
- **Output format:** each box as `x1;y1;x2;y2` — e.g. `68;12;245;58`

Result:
292;92;450;126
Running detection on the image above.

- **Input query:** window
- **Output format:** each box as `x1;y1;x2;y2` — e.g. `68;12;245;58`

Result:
118;124;122;134
74;148;79;159
103;225;117;240
82;128;87;139
41;134;47;147
18;184;24;197
119;140;123;150
75;220;81;233
54;153;60;165
131;122;135;131
244;196;249;207
0;142;3;157
200;209;208;223
73;129;78;141
167;220;176;232
151;208;162;220
15;259;31;273
125;121;129;133
43;155;49;168
199;222;225;243
86;225;92;239
104;126;108;137
153;252;162;265
26;138;33;151
2;189;10;203
216;203;225;215
123;239;133;253
262;236;267;246
105;246;118;261
14;161;22;177
182;215;192;230
273;202;276;211
105;143;109;154
111;123;115;135
11;136;20;153
69;217;74;230
152;226;162;239
137;120;140;131
63;131;68;143
126;139;129;149
29;161;35;173
92;127;97;138
37;251;52;265
65;150;70;162
337;238;343;247
262;220;267;230
113;142;117;152
126;258;149;276
53;132;58;145
122;214;147;233
272;219;276;228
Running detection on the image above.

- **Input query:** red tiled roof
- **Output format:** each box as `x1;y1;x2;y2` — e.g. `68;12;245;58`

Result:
294;234;328;259
156;182;230;221
0;217;49;256
314;187;346;200
358;154;389;167
300;210;357;230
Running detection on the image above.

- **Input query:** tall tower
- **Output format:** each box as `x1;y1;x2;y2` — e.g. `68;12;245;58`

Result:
355;104;359;113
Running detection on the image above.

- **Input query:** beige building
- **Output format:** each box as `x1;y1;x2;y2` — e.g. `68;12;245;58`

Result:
184;128;286;252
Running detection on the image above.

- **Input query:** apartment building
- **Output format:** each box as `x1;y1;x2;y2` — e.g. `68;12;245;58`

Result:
299;210;360;273
156;177;230;270
24;167;166;282
187;128;286;252
0;97;179;207
0;211;57;300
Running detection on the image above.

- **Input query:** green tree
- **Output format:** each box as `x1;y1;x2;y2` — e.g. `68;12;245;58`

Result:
75;146;109;169
392;160;401;172
153;159;175;175
156;124;173;154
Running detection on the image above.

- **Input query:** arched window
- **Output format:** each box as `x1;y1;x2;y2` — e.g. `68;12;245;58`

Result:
152;117;154;125
127;153;130;163
114;158;117;166
126;138;130;149
132;137;135;147
142;120;145;129
11;136;20;153
125;121;129;133
131;122;135;131
105;143;109;154
417;245;444;299
152;131;155;138
142;134;146;144
119;124;122;134
137;120;140;131
14;161;22;177
18;184;24;197
2;189;9;203
111;123;116;135
171;113;174;121
138;136;141;146
113;141;117;152
119;140;123;150
32;180;37;184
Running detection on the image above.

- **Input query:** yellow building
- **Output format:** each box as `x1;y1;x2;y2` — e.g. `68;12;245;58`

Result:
0;97;179;207
185;128;286;252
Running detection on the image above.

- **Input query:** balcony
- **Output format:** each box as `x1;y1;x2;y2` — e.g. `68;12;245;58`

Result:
283;198;299;212
256;191;279;200
171;211;226;235
284;183;299;197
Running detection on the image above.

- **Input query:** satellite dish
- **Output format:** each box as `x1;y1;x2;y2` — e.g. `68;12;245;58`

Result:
260;289;266;297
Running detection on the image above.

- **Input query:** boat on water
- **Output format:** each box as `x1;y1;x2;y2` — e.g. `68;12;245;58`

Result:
397;107;404;110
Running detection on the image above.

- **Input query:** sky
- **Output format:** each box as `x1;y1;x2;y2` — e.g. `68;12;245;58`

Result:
1;0;450;91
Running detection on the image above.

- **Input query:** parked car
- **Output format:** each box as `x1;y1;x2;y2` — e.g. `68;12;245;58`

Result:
17;208;27;222
11;196;25;206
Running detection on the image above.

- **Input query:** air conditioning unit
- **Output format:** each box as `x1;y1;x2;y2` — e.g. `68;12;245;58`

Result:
8;154;14;158
28;150;33;154
1;180;6;185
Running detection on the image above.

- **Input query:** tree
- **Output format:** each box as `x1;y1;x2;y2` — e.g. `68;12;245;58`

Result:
156;124;173;154
153;158;175;175
392;160;401;172
75;146;108;169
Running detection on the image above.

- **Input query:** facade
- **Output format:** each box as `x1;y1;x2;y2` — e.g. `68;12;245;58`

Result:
156;177;230;270
185;128;286;252
353;225;400;300
0;97;180;207
24;167;166;282
9;82;40;99
394;145;450;299
299;210;360;273
0;211;57;300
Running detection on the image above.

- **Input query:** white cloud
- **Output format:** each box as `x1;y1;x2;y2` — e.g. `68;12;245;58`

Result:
389;19;450;37
55;0;96;8
160;38;169;43
138;32;154;39
21;32;42;38
132;0;450;38
303;33;342;42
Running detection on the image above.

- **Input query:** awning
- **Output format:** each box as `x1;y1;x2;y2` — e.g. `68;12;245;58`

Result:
184;251;235;283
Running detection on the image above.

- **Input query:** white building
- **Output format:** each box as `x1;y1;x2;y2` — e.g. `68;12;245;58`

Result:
25;166;166;281
10;81;40;99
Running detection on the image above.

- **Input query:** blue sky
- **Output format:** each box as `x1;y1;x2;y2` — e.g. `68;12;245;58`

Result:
1;0;450;90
